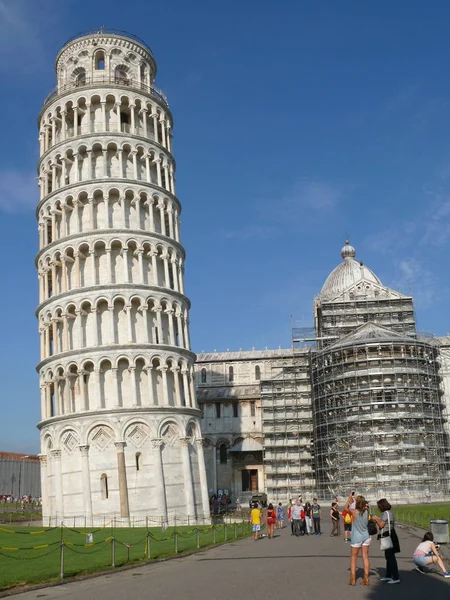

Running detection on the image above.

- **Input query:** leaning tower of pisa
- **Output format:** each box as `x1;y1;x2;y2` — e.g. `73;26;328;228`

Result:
36;30;210;525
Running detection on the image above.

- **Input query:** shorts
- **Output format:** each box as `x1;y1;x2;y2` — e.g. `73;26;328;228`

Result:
344;523;352;532
267;518;276;525
252;524;261;532
413;555;432;567
351;537;371;548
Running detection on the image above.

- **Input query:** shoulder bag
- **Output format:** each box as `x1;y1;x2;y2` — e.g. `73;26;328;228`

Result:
380;512;393;550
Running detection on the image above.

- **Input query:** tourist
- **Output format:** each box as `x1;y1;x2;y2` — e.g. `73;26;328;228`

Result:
236;497;241;511
370;498;401;584
412;532;450;577
266;503;276;538
276;502;285;528
311;498;322;535
288;501;294;535
330;501;340;537
344;494;372;586
304;501;313;535
291;500;303;536
342;509;352;543
250;502;262;541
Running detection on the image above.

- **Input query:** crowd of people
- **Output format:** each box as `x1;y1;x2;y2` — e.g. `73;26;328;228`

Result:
249;493;450;584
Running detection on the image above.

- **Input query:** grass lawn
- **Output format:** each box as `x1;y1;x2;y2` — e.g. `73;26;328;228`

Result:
394;503;450;529
0;521;252;590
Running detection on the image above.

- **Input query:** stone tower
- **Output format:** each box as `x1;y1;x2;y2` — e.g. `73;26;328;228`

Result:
36;30;210;525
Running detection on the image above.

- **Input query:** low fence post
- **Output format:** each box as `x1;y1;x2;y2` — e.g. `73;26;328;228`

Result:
196;528;200;549
174;531;178;554
213;525;216;544
111;537;115;568
224;523;227;541
146;532;151;559
234;522;237;539
60;542;64;580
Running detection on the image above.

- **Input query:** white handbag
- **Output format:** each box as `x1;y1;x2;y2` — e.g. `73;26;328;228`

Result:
380;512;393;550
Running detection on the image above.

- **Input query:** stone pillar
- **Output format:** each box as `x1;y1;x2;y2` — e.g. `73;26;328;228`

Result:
182;369;191;407
38;454;49;518
149;199;155;231
152;114;159;143
146;365;155;405
196;439;212;519
171;259;179;291
116;102;122;132
151;439;167;523
212;444;217;493
151;251;159;285
155;159;162;187
172;366;182;406
176;313;184;348
179;437;195;518
160;366;169;404
79;445;93;523
167;309;175;345
189;367;196;408
50;449;64;522
115;442;130;522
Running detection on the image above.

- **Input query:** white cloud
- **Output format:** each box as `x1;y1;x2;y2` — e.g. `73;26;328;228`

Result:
279;179;343;215
0;170;38;213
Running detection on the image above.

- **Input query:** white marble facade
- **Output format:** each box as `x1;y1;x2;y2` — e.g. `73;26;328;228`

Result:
36;31;209;524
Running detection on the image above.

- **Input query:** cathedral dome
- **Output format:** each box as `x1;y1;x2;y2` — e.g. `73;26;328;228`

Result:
320;241;381;299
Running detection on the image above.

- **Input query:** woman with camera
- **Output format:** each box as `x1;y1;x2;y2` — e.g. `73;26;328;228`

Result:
413;532;450;577
370;498;401;584
344;494;372;586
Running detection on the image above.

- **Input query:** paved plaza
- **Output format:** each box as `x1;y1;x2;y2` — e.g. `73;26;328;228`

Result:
7;520;450;600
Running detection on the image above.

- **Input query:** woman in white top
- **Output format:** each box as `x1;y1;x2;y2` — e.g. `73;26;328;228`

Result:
413;532;450;577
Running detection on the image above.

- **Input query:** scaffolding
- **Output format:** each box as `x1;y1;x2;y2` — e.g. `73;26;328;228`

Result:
311;324;449;503
260;351;315;503
314;293;416;348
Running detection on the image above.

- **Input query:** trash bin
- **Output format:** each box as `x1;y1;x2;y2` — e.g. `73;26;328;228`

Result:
430;519;449;544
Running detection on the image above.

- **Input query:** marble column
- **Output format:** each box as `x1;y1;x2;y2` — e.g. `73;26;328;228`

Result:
38;454;49;519
115;442;130;522
151;438;167;523
196;439;212;519
179;437;195;518
79;445;93;523
50;449;64;522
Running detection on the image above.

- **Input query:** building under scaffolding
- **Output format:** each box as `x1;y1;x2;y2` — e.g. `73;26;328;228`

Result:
195;240;450;503
260;350;314;502
311;323;448;502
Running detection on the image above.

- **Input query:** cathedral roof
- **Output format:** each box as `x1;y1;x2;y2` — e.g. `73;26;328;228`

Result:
326;322;417;350
320;241;382;300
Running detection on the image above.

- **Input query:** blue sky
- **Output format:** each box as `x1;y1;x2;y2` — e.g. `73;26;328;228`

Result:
2;0;450;452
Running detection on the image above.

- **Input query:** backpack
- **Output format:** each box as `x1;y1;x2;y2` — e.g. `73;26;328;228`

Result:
344;512;352;524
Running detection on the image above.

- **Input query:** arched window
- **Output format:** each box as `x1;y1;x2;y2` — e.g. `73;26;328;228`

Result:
115;66;129;84
255;365;261;381
219;443;227;464
135;452;141;471
95;51;105;70
100;473;109;499
228;366;234;383
73;67;86;87
201;368;206;383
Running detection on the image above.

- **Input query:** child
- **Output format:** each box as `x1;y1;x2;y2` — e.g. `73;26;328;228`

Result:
250;502;262;541
342;509;352;542
413;532;450;577
277;502;285;529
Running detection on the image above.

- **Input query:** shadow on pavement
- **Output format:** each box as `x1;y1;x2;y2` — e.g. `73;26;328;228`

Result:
365;567;449;598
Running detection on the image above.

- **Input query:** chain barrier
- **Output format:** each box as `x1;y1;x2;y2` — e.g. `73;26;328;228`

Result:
0;520;252;588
